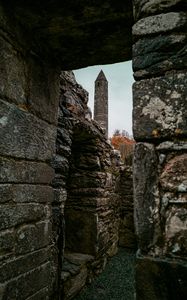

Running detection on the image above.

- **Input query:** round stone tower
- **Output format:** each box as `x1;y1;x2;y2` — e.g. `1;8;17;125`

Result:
94;70;108;138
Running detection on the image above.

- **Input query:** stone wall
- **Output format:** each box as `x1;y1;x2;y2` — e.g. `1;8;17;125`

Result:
132;1;187;299
0;6;60;299
117;166;137;250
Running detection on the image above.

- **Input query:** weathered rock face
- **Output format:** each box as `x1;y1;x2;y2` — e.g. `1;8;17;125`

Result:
133;71;187;140
133;1;187;299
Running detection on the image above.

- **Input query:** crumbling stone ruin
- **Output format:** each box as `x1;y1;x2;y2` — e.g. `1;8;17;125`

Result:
0;1;187;299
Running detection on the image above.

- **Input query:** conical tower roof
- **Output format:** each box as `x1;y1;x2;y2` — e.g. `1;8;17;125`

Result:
95;70;107;81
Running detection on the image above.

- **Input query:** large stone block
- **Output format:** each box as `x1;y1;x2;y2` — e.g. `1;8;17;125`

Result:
156;141;187;151
134;143;160;253
0;204;48;230
133;71;187;140
133;34;187;79
0;100;56;160
133;12;187;36
0;157;54;183
0;248;51;283
0;184;54;203
136;255;187;300
133;0;186;20
1;262;51;300
15;221;52;254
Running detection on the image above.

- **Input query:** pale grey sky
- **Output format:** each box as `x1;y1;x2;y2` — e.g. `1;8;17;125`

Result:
74;61;134;138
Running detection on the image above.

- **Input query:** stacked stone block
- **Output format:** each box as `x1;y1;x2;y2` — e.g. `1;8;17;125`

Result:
132;1;187;299
0;6;60;299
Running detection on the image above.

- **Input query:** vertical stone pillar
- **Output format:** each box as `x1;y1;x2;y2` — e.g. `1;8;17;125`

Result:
94;70;108;138
132;1;187;299
0;5;60;299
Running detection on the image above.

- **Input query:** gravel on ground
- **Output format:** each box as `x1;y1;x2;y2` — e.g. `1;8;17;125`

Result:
74;248;136;300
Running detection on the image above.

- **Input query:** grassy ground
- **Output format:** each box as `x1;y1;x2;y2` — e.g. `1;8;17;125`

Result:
74;248;136;300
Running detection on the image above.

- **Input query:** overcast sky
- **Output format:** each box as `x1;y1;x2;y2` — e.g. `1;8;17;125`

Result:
74;61;134;137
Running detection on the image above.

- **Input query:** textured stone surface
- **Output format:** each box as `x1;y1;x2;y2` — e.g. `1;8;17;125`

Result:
136;256;187;300
164;207;187;257
133;12;187;36
0;229;14;254
1;263;51;300
15;221;52;254
0;36;27;105
133;0;187;20
0;248;51;283
133;71;187;140
0;204;48;230
0;35;59;124
28;59;60;125
117;166;137;249
25;287;49;300
0;157;54;183
0;184;54;203
160;154;187;192
134;143;160;253
133;34;187;78
0;100;56;160
134;134;187;299
156;141;187;151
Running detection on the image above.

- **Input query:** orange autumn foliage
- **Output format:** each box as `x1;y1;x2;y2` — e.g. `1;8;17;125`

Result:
110;133;135;163
111;135;135;150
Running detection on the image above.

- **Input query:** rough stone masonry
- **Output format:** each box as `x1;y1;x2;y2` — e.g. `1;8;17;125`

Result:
133;1;187;299
0;0;187;299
